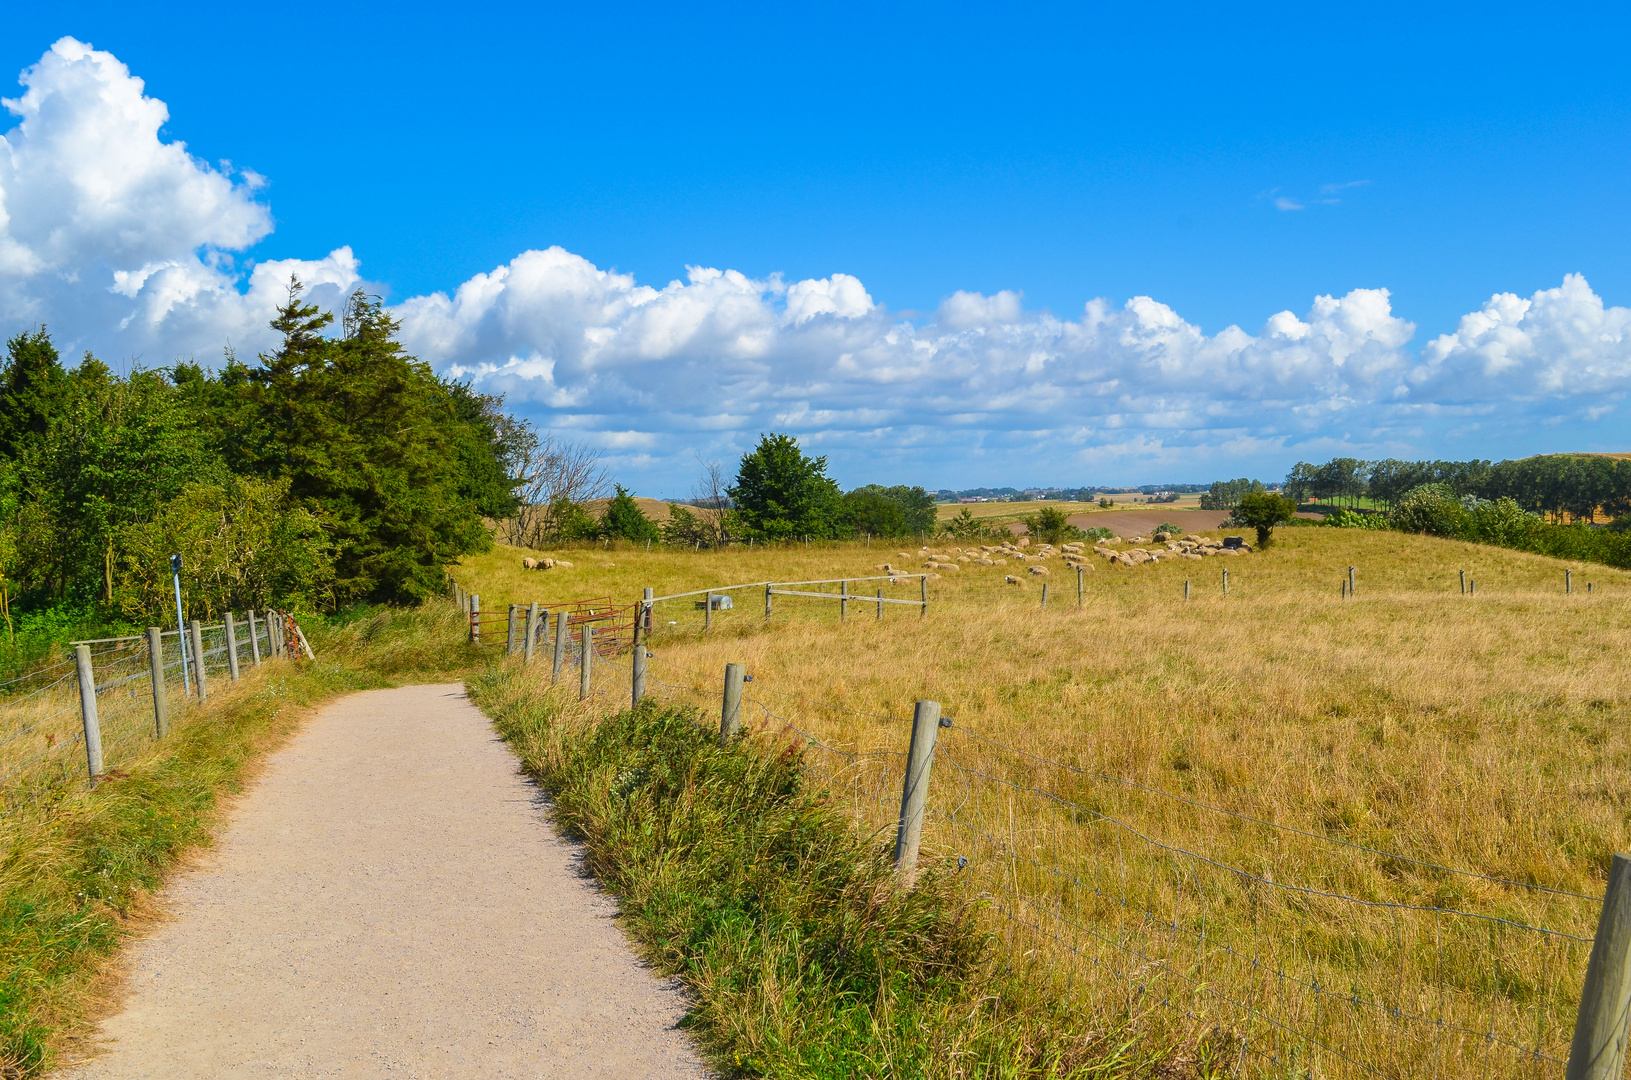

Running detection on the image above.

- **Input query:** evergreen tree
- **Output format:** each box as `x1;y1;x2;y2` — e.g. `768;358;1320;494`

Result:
728;433;844;540
601;486;661;542
0;327;67;461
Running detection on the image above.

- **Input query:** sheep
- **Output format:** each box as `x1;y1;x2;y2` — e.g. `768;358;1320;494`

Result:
522;557;538;570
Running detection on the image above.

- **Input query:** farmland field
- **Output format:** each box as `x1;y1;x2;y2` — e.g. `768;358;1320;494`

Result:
450;526;1631;1079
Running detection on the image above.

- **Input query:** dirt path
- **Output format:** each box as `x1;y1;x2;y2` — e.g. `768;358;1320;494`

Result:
58;684;711;1080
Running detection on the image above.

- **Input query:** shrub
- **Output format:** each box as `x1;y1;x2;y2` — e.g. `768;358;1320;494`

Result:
1326;508;1390;530
1392;484;1470;538
1024;506;1082;544
1470;497;1541;547
1083;526;1114;541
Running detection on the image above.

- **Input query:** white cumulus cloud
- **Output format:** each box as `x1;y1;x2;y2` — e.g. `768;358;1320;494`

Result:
1;38;1629;488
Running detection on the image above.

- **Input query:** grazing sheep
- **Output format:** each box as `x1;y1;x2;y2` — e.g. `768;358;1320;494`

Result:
522;557;538;570
554;560;574;568
1004;575;1022;585
1029;565;1049;575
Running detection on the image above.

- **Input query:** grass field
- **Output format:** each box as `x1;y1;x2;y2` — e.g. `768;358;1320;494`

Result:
452;527;1631;1078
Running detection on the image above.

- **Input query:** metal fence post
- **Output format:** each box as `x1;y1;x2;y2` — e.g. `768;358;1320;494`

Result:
190;620;208;701
720;662;745;745
1567;852;1631;1080
225;611;240;681
893;699;942;885
247;609;262;666
74;644;104;779
876;587;884;620
507;604;519;655
146;626;168;737
552;611;568;684
469;594;480;645
840;580;848;622
524;602;539;664
579;623;593;701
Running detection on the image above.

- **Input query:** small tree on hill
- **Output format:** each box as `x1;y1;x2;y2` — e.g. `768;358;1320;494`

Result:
1232;490;1297;546
601;485;661;543
1026;505;1082;544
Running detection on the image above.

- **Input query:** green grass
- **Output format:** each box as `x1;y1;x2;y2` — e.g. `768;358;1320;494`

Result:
467;664;1195;1080
0;602;479;1077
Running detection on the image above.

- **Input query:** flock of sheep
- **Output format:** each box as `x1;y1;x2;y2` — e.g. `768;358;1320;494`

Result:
881;528;1252;584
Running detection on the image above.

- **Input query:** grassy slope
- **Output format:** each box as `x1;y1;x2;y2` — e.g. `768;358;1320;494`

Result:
0;604;478;1077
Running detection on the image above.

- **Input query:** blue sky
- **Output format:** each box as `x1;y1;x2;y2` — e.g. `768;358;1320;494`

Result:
3;4;1629;497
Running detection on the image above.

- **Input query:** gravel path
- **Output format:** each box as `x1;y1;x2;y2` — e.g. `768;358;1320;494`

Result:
58;684;711;1079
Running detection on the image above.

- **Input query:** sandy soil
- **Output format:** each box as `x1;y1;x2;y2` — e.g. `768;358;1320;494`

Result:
56;684;711;1080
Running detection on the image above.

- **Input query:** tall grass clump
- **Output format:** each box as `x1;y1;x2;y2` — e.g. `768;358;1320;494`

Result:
469;669;1186;1080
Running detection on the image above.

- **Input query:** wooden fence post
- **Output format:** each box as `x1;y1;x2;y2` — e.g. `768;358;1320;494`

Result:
876;587;884;621
720;662;745;745
507;604;519;655
632;616;648;707
146;626;168;738
1470;579;1477;595
552;611;568;684
1077;566;1084;606
705;592;714;631
524;602;539;664
840;580;848;622
893;700;942;886
225;612;240;681
1041;582;1048;609
579;623;593;701
247;610;262;666
190;620;208;701
1222;569;1229;597
1567;852;1631;1080
469;594;480;645
1184;579;1190;601
764;582;773;620
1348;566;1355;597
75;644;105;779
1459;569;1466;595
920;574;928;617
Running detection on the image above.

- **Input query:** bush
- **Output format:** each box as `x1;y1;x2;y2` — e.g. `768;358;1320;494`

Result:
1392;484;1470;538
1024;506;1082;544
1326;508;1390;530
1082;526;1114;541
1470;497;1541;546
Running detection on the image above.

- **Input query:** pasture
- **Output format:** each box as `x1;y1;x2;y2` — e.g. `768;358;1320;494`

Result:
449;527;1631;1079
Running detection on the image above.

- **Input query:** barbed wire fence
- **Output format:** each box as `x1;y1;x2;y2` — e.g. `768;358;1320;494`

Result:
0;608;308;816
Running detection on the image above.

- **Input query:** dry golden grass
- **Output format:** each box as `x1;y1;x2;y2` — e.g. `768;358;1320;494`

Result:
455;527;1631;1079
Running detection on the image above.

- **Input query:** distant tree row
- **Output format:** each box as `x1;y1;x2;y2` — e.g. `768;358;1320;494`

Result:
1285;455;1631;521
0;282;526;635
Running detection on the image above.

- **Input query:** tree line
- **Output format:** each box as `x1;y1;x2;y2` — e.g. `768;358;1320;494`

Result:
1284;455;1631;521
0;282;526;641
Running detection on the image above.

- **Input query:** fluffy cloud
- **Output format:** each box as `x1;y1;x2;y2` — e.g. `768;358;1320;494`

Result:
0;37;360;362
2;38;1628;488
